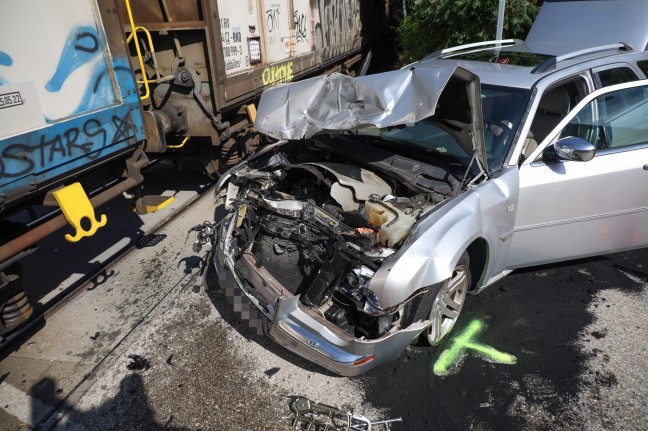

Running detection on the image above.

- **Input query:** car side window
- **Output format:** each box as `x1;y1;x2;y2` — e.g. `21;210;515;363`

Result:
594;67;638;88
636;60;648;78
521;78;587;161
558;85;648;151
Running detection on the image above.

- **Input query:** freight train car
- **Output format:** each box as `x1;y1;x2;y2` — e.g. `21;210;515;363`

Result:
0;0;386;336
118;0;388;176
0;0;169;334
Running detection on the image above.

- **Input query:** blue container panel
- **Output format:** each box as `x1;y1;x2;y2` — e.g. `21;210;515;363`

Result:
0;102;145;201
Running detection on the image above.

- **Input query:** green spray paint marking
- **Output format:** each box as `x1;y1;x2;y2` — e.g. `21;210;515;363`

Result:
433;319;517;376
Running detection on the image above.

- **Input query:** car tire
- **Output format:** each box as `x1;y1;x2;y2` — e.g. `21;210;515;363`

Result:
424;251;470;346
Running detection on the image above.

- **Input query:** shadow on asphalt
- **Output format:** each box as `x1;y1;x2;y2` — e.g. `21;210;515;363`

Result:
29;375;190;430
361;249;648;430
20;161;210;306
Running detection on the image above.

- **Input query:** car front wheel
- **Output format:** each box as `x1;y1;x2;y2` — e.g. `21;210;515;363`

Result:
425;252;470;345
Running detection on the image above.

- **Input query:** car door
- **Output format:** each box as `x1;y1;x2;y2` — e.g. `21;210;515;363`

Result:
508;80;648;268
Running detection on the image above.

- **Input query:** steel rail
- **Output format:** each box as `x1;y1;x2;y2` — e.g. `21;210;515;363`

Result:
0;179;216;357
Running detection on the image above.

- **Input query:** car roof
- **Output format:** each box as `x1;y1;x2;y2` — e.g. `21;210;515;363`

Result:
414;0;648;90
416;44;648;90
417;55;539;89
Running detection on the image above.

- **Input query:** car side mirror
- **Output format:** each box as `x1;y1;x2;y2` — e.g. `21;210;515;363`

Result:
544;137;596;162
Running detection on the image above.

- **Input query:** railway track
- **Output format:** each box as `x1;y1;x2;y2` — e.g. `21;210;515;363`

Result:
0;163;216;358
0;161;222;429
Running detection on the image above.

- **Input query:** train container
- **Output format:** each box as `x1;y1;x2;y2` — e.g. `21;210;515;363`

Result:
118;0;388;176
0;0;388;335
0;0;166;334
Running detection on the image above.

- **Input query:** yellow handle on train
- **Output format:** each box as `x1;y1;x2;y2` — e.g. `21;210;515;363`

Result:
124;0;150;100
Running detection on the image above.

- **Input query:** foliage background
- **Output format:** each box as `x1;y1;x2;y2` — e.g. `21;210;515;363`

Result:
396;0;540;64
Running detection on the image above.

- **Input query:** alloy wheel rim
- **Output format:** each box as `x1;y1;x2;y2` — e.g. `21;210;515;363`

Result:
426;266;468;345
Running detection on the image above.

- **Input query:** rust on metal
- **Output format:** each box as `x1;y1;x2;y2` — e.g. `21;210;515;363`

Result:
0;150;149;266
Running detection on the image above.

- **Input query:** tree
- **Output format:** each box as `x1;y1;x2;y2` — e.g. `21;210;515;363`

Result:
396;0;539;64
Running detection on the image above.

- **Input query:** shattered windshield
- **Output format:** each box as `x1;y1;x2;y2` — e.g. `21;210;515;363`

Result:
357;85;531;173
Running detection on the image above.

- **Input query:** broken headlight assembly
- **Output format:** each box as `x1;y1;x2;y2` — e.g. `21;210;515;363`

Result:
212;139;461;374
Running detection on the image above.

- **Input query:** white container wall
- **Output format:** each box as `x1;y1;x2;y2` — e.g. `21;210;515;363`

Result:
217;0;362;79
216;0;261;76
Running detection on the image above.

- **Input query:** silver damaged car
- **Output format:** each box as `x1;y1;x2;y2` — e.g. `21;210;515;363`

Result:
211;0;648;376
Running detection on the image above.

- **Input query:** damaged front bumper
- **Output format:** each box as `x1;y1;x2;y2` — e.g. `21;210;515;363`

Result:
269;296;428;376
213;220;428;376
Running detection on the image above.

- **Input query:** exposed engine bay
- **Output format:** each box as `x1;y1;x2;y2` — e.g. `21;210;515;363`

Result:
217;138;464;341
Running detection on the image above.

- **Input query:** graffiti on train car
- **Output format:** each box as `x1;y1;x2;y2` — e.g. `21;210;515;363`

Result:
215;0;363;79
44;26;128;117
0;51;12;86
262;61;294;86
294;11;308;44
0;109;137;180
293;0;312;56
0;0;120;121
265;7;282;47
45;26;101;93
0;51;11;67
315;0;360;49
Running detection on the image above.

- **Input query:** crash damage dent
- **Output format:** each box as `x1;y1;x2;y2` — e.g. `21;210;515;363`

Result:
255;65;488;175
211;64;501;375
212;147;455;375
212;159;516;374
369;167;519;306
214;208;429;377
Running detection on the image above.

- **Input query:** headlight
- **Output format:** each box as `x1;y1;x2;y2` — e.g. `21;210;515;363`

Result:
359;267;398;316
342;265;400;316
363;289;400;316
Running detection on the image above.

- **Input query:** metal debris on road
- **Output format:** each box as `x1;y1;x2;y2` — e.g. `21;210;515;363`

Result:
187;221;219;292
187;221;216;253
285;395;402;430
126;354;151;371
264;367;280;377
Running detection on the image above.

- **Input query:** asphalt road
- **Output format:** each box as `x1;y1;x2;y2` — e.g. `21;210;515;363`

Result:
1;160;646;430
361;251;648;430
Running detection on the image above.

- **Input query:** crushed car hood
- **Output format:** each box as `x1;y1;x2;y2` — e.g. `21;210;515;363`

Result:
255;65;488;175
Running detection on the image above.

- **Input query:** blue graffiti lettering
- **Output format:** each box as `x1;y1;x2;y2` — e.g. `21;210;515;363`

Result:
72;59;132;114
45;25;100;92
0;50;11;85
0;51;12;67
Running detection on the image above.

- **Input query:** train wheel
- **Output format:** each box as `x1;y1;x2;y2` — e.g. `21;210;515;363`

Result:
219;137;241;168
199;142;222;180
0;263;33;336
199;137;241;180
